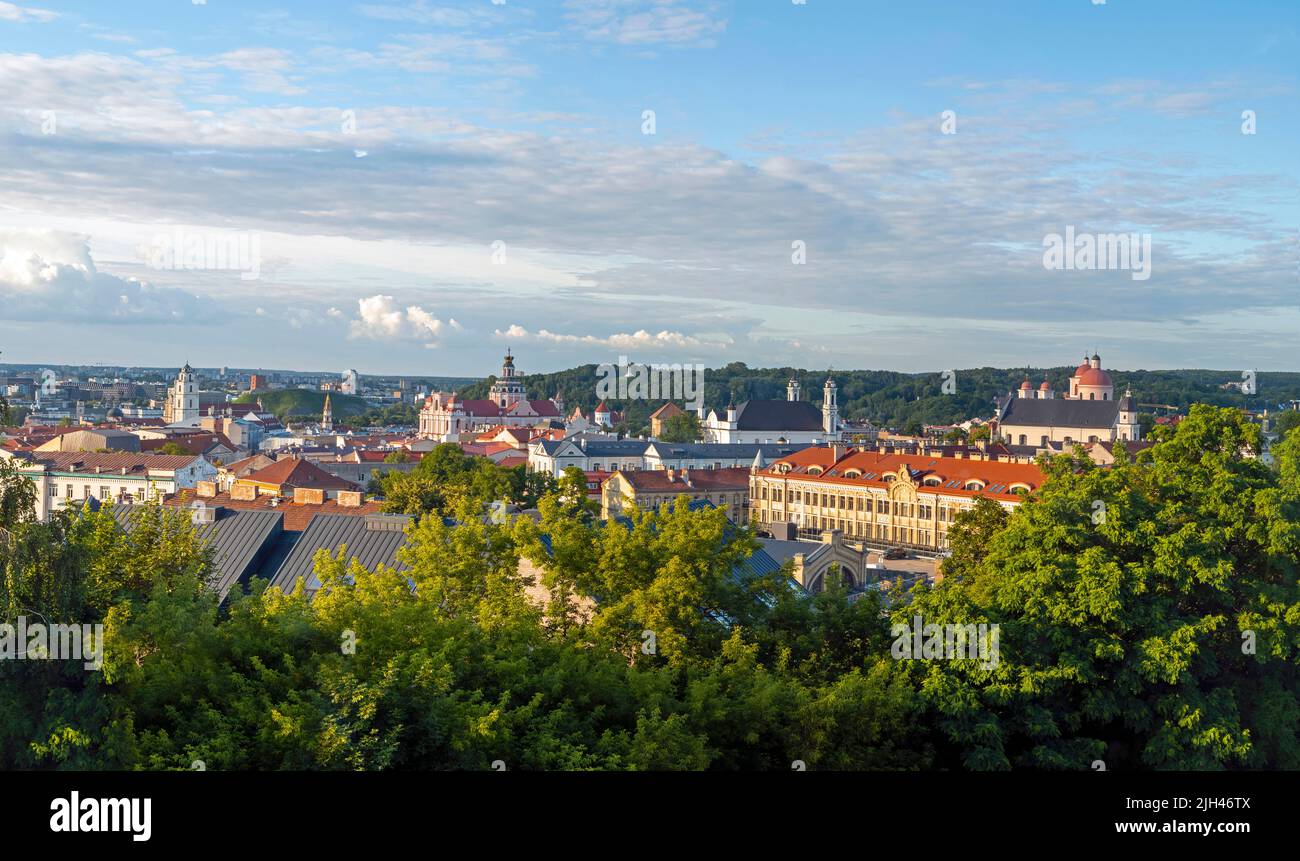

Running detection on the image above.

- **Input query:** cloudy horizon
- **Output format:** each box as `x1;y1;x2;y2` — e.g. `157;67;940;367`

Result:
1;0;1297;377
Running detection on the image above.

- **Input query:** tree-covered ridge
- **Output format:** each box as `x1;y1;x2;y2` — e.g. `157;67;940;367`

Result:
1;407;1298;770
231;389;369;421
457;362;1300;434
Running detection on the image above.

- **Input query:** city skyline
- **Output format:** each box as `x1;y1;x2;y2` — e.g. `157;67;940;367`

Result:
1;0;1297;375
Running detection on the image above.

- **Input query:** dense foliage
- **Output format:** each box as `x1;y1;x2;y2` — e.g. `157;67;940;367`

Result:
457;362;1300;433
0;408;1297;770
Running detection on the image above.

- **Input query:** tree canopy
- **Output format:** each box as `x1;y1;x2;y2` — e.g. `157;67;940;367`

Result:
0;405;1297;770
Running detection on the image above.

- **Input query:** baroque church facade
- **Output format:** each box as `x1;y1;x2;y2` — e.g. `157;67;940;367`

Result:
699;376;842;445
992;353;1141;448
418;350;564;441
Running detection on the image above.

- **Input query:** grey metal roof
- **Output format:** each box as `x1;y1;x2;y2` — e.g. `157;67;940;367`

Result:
730;400;824;432
644;441;802;459
111;504;283;600
757;537;831;569
269;513;411;597
999;396;1119;428
536;438;650;457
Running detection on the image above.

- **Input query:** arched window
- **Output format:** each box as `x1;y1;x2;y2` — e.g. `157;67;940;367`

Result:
1088;393;1095;400
1018;434;1027;445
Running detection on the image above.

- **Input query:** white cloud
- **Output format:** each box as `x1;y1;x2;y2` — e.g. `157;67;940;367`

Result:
0;229;209;323
564;0;727;47
0;2;57;23
349;294;462;347
495;324;722;352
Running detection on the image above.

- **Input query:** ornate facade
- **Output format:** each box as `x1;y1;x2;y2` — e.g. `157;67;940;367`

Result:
748;445;1043;552
418;351;562;441
993;353;1141;447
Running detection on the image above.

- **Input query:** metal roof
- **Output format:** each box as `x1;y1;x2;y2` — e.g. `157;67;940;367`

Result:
268;513;411;597
112;504;283;600
999;396;1120;428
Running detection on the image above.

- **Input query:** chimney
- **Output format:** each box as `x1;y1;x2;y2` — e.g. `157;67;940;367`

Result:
666;468;677;483
680;467;690;486
294;487;326;505
196;480;217;499
230;483;257;501
831;443;845;461
337;490;363;508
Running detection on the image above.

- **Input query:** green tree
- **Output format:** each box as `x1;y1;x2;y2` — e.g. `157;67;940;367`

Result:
895;405;1300;770
658;412;701;443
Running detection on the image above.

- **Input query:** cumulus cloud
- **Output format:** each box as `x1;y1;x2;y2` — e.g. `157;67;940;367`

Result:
349;294;462;347
495;323;723;353
0;229;209;322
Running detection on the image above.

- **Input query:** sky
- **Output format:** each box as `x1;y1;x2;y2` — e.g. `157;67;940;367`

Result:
0;0;1297;377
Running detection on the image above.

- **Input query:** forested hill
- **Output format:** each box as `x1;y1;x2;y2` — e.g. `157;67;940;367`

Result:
232;389;368;420
456;362;1300;434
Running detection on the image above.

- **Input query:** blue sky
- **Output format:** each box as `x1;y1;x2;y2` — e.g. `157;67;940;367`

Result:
1;0;1296;377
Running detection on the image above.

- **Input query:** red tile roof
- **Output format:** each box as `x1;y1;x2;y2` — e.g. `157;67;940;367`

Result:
612;467;750;493
763;447;1043;501
21;451;203;474
237;457;360;492
225;453;276;475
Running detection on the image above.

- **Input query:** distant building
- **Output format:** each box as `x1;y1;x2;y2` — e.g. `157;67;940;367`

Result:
163;364;200;426
419;351;562;440
700;376;840;444
230;456;361;502
650;402;687;437
993;353;1141;447
748;445;1043;552
32;427;141;454
602;466;751;522
16;451;216;520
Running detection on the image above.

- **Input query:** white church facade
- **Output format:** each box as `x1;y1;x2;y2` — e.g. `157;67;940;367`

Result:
699;377;842;445
993;353;1142;448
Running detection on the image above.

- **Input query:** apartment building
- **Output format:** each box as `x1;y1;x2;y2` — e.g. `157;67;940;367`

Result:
748;445;1044;553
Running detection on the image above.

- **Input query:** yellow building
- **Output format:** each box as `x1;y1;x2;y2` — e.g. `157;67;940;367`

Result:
602;466;750;521
748;445;1044;553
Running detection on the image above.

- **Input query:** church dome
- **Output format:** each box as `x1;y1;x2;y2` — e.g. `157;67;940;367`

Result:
1038;380;1051;391
1078;367;1112;387
1074;360;1091;376
1019;378;1032;391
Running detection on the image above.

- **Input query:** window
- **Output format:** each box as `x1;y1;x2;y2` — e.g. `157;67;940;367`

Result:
83;485;91;499
66;484;73;499
100;486;110;499
50;484;59;498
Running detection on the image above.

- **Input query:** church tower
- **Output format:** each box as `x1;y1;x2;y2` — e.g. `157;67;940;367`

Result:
322;393;334;432
1116;387;1141;441
488;349;527;410
822;376;840;438
164;363;200;426
787;377;801;402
